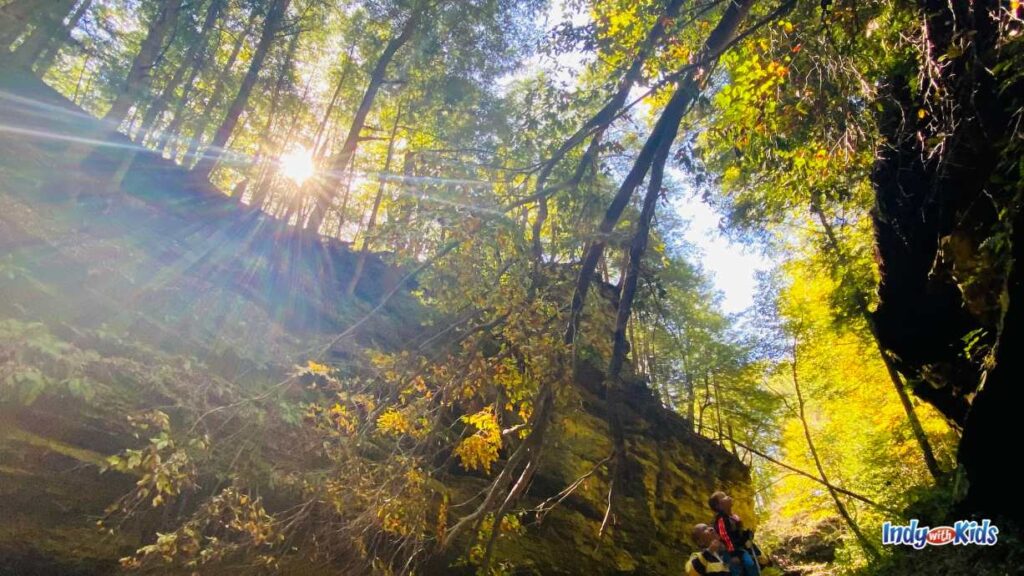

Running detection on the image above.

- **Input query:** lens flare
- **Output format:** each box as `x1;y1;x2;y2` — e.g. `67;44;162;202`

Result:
280;146;315;185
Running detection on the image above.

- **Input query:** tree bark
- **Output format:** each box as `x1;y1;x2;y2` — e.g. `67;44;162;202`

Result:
697;376;713;436
137;0;225;144
191;0;291;181
102;0;184;127
685;370;696;426
305;3;424;233
712;373;725;445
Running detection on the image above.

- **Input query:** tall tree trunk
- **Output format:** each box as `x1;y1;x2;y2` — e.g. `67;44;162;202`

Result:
346;102;403;297
712;373;725;445
9;0;76;69
565;0;756;344
791;341;881;560
102;0;184;127
32;0;92;75
626;313;639;372
305;3;424;233
396;150;420;253
644;322;657;384
697;376;713;436
191;0;291;181
137;0;225;144
311;43;355;160
71;54;90;103
160;5;252;157
810;203;943;481
180;8;258;163
684;370;696;426
278;71;313;153
332;161;356;231
247;28;301;208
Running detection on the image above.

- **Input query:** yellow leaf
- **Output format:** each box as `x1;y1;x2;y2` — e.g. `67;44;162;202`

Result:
306;360;331;376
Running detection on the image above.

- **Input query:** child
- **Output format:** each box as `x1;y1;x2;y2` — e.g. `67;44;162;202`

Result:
708;491;760;576
684;523;730;575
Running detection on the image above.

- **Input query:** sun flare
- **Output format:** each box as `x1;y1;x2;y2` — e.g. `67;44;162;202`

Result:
279;146;315;185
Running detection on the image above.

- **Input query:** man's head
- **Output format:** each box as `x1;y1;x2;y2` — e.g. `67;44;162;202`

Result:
691;523;710;545
692;523;720;550
708;491;733;514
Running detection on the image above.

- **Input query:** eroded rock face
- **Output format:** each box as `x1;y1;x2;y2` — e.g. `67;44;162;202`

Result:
466;372;753;575
0;68;751;574
870;0;1023;520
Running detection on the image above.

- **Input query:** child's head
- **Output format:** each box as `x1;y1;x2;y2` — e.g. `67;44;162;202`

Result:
708;491;733;514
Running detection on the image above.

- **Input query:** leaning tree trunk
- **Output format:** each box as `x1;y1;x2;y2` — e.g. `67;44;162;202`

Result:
603;100;681;486
574;0;757;533
246;28;301;209
102;0;184;128
311;43;355;160
528;0;688;262
191;0;291;181
566;0;756;344
137;0;225;144
304;2;424;233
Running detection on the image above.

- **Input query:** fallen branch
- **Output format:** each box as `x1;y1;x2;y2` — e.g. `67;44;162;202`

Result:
725;434;899;514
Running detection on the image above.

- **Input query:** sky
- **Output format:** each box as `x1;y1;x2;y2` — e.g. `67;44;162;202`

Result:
670;183;769;314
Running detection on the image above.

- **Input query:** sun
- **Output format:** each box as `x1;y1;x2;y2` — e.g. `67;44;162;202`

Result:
279;146;315;185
